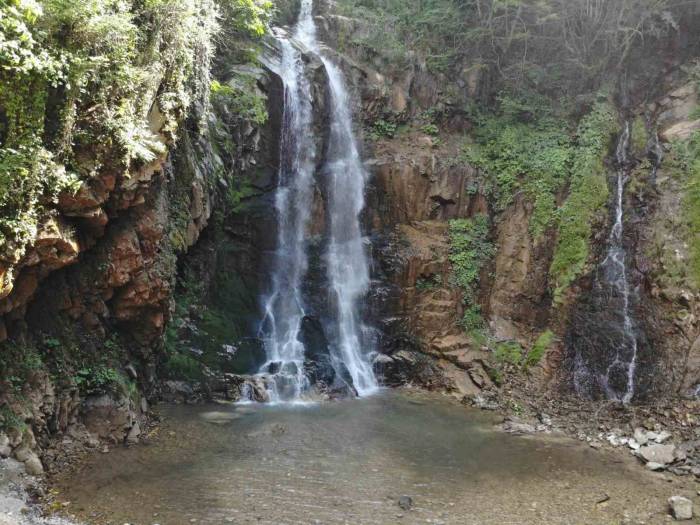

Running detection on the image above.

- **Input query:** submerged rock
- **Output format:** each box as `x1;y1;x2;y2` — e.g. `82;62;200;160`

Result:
398;495;413;511
200;411;242;425
500;417;536;434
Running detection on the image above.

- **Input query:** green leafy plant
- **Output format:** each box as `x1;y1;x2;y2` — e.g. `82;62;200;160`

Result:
448;214;494;333
494;341;523;367
74;365;123;396
665;131;700;286
211;77;268;125
368;119;398;141
165;351;203;381
462;94;573;229
415;273;442;291
0;406;26;433
420;123;439;136
524;330;555;370
685;135;700;286
549;101;616;301
461;304;485;332
0;0;227;262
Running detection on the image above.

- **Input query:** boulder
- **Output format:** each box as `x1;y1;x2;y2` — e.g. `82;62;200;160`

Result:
660;119;700;142
637;444;676;466
240;376;271;403
82;394;133;441
300;316;337;388
634;427;649;446
469;392;499;411
161;380;196;403
23;454;43;476
668;496;693;520
126;421;141;444
655;430;672;444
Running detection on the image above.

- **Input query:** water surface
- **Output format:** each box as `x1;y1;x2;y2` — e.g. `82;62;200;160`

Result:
56;390;683;524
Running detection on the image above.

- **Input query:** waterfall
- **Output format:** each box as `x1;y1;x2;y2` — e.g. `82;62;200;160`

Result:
322;59;379;395
258;33;317;402
295;0;378;395
600;121;638;403
573;121;640;403
257;0;377;401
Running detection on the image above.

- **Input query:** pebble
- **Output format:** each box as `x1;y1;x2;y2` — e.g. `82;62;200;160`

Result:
628;439;641;451
596;493;611;504
398;495;413;511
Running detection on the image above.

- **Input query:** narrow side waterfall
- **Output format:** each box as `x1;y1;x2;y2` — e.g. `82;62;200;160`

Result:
599;121;638;403
257;0;377;401
572;121;641;403
258;35;317;401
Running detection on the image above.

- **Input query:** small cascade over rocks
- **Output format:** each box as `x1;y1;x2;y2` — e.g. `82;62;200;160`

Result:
571;120;646;403
251;0;378;402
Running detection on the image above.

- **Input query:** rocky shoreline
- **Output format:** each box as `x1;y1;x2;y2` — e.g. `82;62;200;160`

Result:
0;458;77;525
465;379;700;521
479;375;700;479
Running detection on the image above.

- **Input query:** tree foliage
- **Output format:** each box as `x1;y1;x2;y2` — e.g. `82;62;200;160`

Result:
337;0;688;94
464;94;573;234
0;0;272;263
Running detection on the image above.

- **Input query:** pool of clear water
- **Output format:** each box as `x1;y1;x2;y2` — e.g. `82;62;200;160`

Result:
54;389;690;524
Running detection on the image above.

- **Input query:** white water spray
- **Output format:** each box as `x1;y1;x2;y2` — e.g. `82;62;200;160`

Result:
295;0;378;395
257;0;377;400
573;121;639;403
258;32;316;402
600;121;638;403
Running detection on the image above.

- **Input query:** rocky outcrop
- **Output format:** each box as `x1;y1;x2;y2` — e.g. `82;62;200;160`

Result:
637;81;700;397
0;26;286;477
0;105;173;340
365;133;495;398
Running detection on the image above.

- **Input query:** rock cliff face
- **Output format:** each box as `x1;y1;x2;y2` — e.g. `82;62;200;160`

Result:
0;26;284;473
309;1;700;402
364;80;700;400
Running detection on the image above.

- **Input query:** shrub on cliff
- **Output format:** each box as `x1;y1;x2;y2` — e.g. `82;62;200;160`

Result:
0;0;222;263
549;101;617;301
448;214;494;329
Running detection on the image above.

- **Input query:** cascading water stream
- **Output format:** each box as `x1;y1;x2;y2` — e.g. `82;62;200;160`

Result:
573;121;640;403
600;121;638;403
256;0;377;401
258;32;317;402
295;0;378;395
